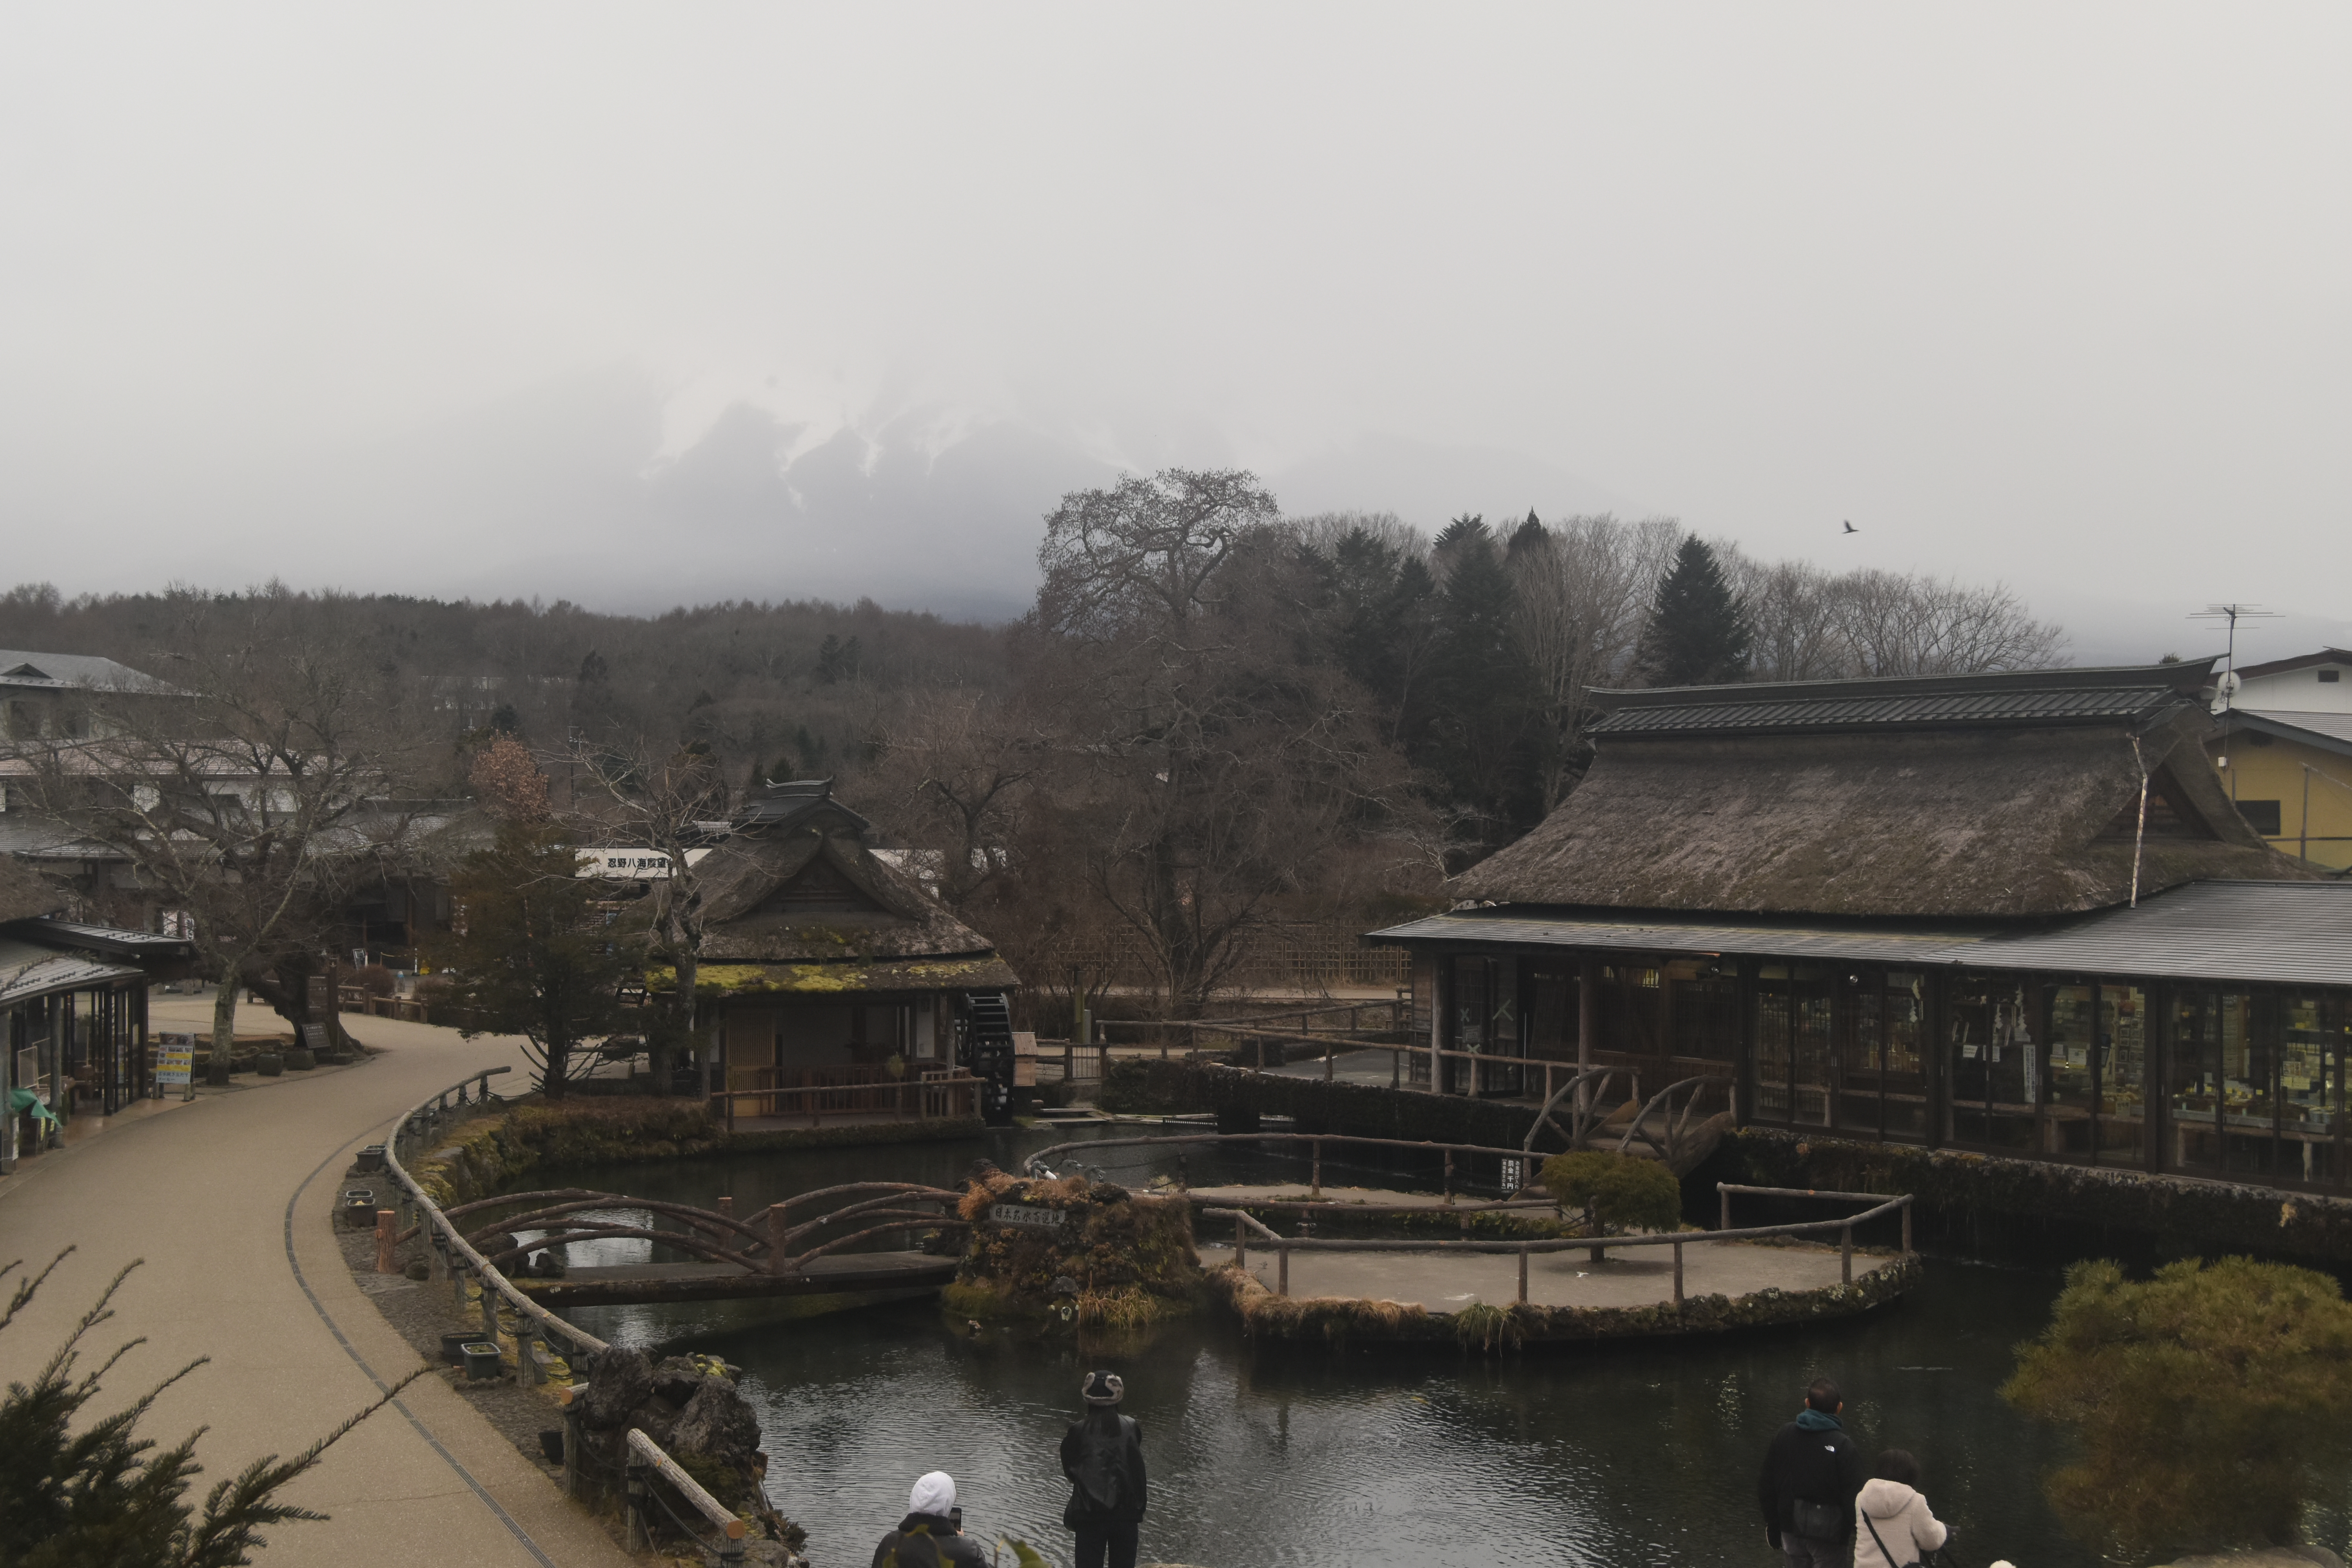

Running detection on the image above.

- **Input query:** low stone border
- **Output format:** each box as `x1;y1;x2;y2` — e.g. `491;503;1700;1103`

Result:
1207;1250;1921;1350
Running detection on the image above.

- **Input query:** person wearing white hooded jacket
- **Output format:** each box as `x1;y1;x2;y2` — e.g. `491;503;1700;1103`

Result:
1854;1449;1948;1568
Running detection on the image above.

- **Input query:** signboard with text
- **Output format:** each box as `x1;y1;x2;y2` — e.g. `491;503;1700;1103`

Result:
155;1032;195;1087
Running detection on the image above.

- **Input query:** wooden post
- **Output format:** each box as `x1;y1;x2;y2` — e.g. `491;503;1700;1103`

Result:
1178;1153;1188;1191
1391;1048;1400;1091
1310;1138;1322;1199
625;1459;648;1551
1277;1245;1289;1297
1841;1223;1853;1286
521;1325;545;1386
718;1195;733;1218
1517;1245;1529;1305
768;1204;789;1274
1720;1187;1731;1232
1443;1149;1454;1205
452;1258;467;1307
1673;1241;1684;1308
1234;1214;1247;1269
1901;1198;1913;1256
481;1275;499;1342
375;1209;396;1274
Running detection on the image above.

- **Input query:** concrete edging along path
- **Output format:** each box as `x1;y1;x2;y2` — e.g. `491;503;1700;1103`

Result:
0;1000;634;1568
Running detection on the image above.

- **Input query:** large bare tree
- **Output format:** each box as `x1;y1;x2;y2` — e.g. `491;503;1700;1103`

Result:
1025;470;1432;1014
16;588;437;1069
555;733;730;1094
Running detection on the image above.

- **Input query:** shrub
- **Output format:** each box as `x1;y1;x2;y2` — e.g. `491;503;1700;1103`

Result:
2002;1256;2352;1557
1539;1150;1682;1234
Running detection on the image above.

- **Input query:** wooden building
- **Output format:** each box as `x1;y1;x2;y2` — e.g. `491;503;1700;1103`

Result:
1368;661;2352;1193
673;780;1018;1125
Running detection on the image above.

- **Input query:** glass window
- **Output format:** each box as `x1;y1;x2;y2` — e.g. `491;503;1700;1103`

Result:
2167;991;2269;1177
1882;972;1927;1139
1669;961;1737;1061
2046;985;2098;1159
1947;977;2037;1152
1526;965;1577;1061
1836;972;1882;1136
1791;968;1833;1128
2099;986;2150;1167
2280;995;2344;1187
1754;982;1791;1123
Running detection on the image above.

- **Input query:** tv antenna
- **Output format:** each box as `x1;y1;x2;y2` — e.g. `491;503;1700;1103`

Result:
2188;603;2279;713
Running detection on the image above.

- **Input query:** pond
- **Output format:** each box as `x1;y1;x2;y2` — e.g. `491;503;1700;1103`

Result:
528;1126;2336;1568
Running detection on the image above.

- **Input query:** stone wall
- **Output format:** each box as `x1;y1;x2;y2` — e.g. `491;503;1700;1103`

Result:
1713;1129;2352;1270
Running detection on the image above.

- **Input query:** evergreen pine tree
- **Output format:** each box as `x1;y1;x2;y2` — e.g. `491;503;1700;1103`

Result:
1638;536;1751;686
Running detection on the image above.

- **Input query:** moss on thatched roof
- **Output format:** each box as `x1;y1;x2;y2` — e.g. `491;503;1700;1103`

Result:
691;782;1014;979
1454;705;2314;918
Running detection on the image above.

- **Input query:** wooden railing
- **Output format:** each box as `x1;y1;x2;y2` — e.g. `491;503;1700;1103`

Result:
716;1066;981;1127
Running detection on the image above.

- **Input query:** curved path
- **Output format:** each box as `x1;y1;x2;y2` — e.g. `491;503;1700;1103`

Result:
0;1000;633;1568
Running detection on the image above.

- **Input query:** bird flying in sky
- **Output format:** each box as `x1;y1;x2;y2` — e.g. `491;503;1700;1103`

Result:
1842;521;1858;534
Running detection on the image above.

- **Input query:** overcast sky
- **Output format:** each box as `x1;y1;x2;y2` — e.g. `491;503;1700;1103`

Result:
4;5;2346;661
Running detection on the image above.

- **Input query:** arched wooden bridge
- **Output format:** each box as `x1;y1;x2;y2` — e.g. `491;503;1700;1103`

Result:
441;1180;971;1308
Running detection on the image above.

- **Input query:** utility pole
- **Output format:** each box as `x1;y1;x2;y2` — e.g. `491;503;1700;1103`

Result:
2190;603;2280;806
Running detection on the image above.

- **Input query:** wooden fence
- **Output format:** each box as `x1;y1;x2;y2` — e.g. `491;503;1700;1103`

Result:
717;1065;982;1127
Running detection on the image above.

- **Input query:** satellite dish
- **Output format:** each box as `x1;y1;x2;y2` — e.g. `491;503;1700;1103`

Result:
2210;669;2241;715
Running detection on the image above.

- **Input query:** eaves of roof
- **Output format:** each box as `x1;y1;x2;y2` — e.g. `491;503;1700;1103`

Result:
1368;880;2352;991
2226;710;2352;761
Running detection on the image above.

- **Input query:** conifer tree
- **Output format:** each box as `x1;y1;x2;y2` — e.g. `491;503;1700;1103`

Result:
1637;536;1751;686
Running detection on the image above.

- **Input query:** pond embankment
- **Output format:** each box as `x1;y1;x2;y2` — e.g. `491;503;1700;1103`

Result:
404;1093;981;1209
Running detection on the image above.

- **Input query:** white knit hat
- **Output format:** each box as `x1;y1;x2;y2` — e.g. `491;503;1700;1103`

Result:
908;1471;956;1517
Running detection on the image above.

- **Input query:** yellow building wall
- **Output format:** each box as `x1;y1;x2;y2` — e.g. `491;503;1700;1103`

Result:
2207;733;2352;869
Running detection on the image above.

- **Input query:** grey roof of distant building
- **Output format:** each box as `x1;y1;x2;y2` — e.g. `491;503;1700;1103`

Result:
0;650;170;693
1585;662;2217;740
2229;709;2352;759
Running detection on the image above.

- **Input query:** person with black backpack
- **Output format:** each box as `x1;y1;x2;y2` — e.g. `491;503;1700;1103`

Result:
1061;1371;1147;1568
1759;1377;1870;1566
872;1471;986;1568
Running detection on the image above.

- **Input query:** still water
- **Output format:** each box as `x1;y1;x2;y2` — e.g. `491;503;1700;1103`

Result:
531;1128;2159;1567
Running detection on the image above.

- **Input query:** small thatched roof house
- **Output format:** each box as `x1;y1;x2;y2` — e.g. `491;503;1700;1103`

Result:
1452;660;2309;918
675;780;1016;1125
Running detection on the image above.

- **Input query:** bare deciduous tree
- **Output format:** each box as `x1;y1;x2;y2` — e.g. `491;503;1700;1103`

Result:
17;587;435;1069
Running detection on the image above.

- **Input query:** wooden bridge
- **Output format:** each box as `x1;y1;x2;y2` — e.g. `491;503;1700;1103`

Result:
443;1180;970;1309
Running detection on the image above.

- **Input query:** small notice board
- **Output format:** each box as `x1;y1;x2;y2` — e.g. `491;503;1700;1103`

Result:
989;1203;1065;1230
154;1032;195;1088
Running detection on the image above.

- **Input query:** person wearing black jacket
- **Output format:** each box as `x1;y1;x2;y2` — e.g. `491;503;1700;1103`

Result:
1759;1378;1870;1566
872;1471;986;1568
1061;1371;1147;1568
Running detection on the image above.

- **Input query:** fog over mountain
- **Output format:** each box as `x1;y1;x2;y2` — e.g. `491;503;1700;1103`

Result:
4;8;2348;661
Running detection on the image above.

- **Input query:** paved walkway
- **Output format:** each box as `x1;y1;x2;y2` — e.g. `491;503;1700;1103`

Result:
0;997;633;1568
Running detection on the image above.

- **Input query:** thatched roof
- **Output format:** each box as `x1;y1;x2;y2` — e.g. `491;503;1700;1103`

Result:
692;781;1013;985
1454;668;2316;919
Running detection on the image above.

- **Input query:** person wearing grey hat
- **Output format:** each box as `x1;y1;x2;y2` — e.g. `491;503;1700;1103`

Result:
1060;1371;1146;1568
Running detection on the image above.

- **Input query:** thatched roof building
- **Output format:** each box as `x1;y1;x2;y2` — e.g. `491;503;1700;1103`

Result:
687;779;1016;995
1452;661;2311;919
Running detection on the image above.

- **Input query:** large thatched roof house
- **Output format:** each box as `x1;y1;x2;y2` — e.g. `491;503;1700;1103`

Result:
1367;661;2352;1197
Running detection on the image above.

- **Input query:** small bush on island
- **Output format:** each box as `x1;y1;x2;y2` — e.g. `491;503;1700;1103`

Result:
1539;1150;1682;1234
2002;1256;2352;1558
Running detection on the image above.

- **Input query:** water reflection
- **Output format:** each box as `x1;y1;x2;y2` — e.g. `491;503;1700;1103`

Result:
526;1128;2224;1566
